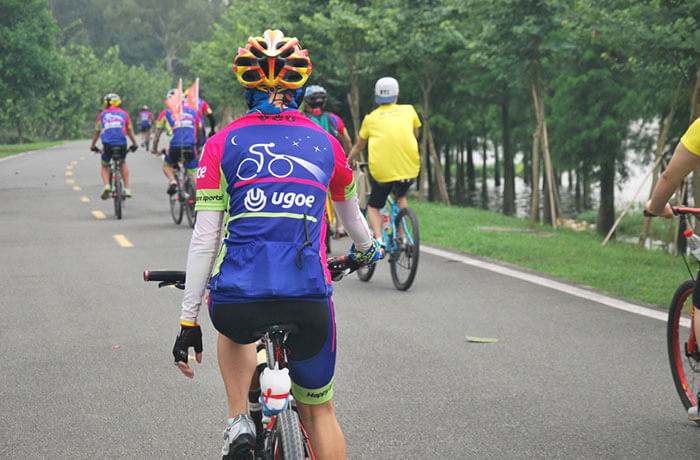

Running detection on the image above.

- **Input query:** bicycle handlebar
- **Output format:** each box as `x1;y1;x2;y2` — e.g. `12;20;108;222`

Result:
644;206;700;217
143;256;364;289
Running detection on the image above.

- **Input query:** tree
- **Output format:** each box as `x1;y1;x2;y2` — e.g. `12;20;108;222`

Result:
0;0;65;142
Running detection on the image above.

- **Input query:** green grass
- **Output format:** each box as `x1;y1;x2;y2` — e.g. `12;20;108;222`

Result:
0;141;66;158
411;200;693;308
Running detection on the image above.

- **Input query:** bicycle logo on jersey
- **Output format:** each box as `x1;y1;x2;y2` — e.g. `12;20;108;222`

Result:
236;142;325;182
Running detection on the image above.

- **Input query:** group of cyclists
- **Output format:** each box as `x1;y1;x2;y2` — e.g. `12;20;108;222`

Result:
89;28;423;460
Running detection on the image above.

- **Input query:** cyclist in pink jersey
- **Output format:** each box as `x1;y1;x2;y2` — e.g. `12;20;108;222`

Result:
89;93;138;199
171;30;381;459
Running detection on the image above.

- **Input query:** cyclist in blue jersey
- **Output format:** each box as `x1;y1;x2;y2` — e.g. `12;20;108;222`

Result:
151;89;201;194
138;106;153;149
171;30;381;459
89;93;138;199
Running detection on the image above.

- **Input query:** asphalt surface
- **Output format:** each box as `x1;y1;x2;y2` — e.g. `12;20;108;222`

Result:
2;140;700;459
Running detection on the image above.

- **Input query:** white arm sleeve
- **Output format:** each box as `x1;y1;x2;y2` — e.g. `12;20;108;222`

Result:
180;210;224;324
333;195;372;252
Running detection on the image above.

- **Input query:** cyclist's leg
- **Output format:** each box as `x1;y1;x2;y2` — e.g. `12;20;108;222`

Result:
183;146;198;177
217;334;257;417
163;147;178;193
117;146;130;189
367;177;393;243
392;179;415;237
285;298;346;459
100;146;112;198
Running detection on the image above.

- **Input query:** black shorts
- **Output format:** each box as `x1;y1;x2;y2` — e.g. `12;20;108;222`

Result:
209;298;337;404
367;176;414;209
100;144;127;164
139;124;151;133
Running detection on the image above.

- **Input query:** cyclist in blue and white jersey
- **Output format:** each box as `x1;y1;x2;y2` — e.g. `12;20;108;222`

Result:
170;30;381;459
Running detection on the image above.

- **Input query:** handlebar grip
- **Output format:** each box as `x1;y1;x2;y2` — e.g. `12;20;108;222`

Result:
143;270;186;283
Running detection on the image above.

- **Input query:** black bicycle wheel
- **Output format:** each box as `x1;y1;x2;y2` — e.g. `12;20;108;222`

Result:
169;180;183;225
112;166;123;220
390;207;420;291
668;278;700;424
184;176;196;228
273;410;306;460
357;262;376;282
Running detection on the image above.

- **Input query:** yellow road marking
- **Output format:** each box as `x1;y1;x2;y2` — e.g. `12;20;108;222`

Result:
92;210;106;219
71;161;78;165
65;179;75;184
65;171;73;176
80;156;85;160
113;234;133;248
72;186;81;191
66;165;73;170
81;196;90;202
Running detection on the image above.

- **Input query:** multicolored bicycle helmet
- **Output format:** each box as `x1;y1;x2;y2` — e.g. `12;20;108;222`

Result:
304;85;327;108
103;93;121;107
233;29;312;92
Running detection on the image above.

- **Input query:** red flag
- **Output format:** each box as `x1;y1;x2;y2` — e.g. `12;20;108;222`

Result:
186;78;199;112
165;79;183;125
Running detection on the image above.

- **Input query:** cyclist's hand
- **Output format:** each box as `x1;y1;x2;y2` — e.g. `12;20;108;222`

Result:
349;238;383;266
129;144;138;152
173;324;203;378
644;200;673;219
328;256;360;281
90;145;99;153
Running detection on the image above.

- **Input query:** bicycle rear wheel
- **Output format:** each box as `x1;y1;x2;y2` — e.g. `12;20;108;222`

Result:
668;279;700;424
112;168;123;220
390;207;419;291
170;183;183;225
273;410;306;460
184;176;196;228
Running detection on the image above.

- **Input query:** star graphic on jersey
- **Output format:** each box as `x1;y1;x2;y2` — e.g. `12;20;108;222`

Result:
292;141;299;147
313;146;320;152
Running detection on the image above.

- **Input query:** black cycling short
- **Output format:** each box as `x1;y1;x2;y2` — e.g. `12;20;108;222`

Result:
165;146;197;169
209;298;337;405
139;124;151;133
210;299;329;360
100;144;127;164
367;175;415;209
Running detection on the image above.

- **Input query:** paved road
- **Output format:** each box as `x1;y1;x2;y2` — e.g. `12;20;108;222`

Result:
2;141;700;459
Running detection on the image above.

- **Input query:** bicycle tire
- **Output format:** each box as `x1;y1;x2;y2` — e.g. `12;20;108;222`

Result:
169;180;183;225
184;176;196;228
357;262;376;282
273;410;306;460
113;166;123;220
667;278;700;424
390;207;419;291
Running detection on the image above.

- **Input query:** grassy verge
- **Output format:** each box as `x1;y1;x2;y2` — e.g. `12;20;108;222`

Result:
0;141;66;158
411;200;693;308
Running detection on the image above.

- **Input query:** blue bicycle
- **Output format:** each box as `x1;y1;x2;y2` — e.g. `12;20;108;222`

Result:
357;194;420;290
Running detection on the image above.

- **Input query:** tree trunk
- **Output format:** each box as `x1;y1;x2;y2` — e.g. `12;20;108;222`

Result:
427;125;451;205
444;145;451;195
494;142;500;187
596;159;616;235
481;138;488;208
16;118;23;144
531;70;557;228
530;121;541;224
467;137;475;192
502;98;515;215
456;145;464;201
418;88;430;203
639;79;682;247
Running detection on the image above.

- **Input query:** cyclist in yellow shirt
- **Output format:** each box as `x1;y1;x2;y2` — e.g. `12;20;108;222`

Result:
646;117;700;421
347;77;421;244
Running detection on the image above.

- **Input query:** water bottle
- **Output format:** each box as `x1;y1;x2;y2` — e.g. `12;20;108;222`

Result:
259;367;291;416
684;229;700;261
381;208;392;236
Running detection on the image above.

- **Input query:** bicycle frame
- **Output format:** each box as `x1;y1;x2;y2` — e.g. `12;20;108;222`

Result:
380;195;416;255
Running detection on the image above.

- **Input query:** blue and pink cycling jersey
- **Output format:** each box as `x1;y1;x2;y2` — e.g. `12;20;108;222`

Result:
195;110;356;303
95;106;131;145
158;107;200;147
139;110;153;128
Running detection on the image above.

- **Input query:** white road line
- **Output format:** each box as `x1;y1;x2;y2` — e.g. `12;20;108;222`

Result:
421;245;670;323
